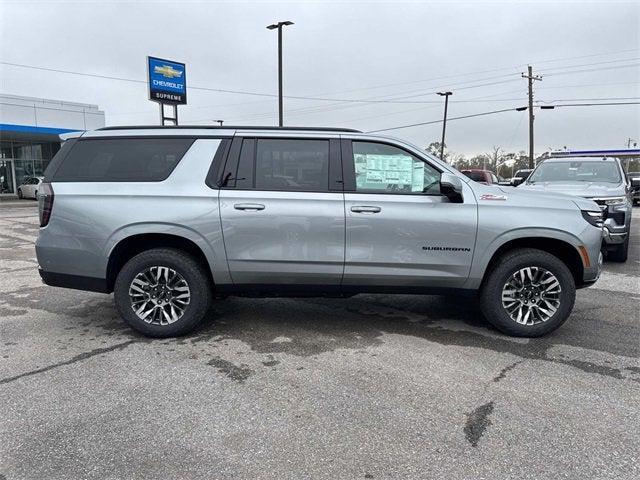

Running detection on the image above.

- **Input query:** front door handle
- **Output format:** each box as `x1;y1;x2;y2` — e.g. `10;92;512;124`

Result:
234;203;265;211
351;205;381;214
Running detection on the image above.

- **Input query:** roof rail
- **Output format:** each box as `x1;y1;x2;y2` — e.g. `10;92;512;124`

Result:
97;125;362;133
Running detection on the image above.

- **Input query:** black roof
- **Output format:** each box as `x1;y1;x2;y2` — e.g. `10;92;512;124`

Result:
97;125;362;133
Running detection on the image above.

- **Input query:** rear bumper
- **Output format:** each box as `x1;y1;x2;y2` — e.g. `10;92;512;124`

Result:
39;269;109;293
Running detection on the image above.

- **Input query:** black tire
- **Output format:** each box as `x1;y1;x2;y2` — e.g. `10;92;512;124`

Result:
607;236;629;262
17;188;23;199
114;248;212;338
479;248;576;337
34;190;38;200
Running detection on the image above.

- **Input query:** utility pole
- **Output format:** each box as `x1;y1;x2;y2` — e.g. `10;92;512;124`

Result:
522;65;542;168
267;21;294;127
437;91;452;162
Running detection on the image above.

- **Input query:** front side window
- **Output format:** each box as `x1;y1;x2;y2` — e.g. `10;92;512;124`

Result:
255;139;330;191
352;141;440;194
52;138;194;182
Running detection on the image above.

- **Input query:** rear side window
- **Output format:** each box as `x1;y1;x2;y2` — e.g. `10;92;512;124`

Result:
254;139;330;191
52;138;194;182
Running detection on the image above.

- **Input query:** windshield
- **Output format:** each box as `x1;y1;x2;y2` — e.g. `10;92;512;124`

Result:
528;161;621;184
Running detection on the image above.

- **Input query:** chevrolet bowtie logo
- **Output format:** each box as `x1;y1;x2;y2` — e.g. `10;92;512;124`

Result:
154;65;183;78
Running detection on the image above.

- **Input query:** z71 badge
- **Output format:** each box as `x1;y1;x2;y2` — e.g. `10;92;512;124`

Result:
480;193;507;201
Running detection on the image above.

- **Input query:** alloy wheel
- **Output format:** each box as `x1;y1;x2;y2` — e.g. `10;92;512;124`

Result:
501;266;561;325
128;266;191;325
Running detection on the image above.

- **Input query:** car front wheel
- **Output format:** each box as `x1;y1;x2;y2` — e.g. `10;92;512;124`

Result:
114;248;212;338
480;248;576;337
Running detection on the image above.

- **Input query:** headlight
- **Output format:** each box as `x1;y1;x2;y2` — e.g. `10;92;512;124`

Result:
593;196;626;206
581;210;604;228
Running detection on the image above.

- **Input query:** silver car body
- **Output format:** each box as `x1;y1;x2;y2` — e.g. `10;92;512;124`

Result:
36;127;603;295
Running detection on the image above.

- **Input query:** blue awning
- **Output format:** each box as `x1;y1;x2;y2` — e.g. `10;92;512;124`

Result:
0;123;83;136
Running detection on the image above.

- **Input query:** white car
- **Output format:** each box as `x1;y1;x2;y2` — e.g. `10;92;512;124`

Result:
17;176;44;200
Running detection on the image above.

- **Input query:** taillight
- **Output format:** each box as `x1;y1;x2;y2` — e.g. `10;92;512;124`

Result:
39;182;54;227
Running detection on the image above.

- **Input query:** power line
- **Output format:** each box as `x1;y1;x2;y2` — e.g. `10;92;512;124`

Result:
0;60;521;105
543;63;640;77
103;50;640;117
366;108;518;133
537;56;640;73
365;102;640;133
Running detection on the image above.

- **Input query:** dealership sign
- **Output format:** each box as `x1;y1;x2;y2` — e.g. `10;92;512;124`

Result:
148;56;187;104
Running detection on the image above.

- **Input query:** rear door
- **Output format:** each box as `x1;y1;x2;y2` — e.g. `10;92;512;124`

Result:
218;135;345;286
341;138;477;289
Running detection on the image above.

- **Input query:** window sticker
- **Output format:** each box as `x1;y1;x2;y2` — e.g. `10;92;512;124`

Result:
355;153;424;192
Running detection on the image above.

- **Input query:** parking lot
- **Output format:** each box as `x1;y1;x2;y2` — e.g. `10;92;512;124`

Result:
0;201;638;479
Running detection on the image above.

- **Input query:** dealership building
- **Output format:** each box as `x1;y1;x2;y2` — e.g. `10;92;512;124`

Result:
0;94;105;196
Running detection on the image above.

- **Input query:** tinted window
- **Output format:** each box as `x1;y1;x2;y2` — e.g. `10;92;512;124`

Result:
352;141;440;194
52;138;194;182
462;171;486;182
255;139;329;191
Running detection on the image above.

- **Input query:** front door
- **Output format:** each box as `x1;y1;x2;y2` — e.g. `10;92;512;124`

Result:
342;139;477;288
219;137;345;286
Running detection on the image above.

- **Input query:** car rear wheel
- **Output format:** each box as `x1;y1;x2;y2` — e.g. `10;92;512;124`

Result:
480;248;576;337
114;248;212;338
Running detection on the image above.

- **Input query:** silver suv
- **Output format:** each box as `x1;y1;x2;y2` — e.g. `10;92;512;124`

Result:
519;156;635;262
36;126;604;338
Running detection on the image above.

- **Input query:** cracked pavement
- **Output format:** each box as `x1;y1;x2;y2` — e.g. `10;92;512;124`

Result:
1;202;639;479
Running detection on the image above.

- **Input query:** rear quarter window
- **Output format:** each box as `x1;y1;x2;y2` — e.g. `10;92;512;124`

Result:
51;138;194;182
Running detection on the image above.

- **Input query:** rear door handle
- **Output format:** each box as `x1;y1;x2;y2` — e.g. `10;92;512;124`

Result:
234;203;265;211
351;205;381;214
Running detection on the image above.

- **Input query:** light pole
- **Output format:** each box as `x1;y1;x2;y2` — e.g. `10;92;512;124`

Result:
266;20;294;127
437;91;452;162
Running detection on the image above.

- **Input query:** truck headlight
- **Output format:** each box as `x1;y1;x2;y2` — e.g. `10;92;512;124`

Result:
594;196;626;206
581;210;604;228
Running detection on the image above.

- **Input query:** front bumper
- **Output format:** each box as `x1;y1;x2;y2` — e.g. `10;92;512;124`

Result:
580;251;603;288
592;200;632;246
603;225;628;245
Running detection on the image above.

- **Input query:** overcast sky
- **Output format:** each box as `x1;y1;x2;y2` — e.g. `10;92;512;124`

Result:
1;0;638;156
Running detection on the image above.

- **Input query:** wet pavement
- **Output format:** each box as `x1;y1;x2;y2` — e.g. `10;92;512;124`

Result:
1;202;639;479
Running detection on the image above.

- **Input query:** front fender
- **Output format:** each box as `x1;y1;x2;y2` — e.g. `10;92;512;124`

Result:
464;227;584;289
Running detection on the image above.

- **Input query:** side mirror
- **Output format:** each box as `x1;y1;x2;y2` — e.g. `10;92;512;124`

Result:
440;173;464;203
512;177;524;186
631;178;640;188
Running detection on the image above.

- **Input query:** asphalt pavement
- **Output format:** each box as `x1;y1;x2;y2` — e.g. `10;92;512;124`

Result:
1;201;639;480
